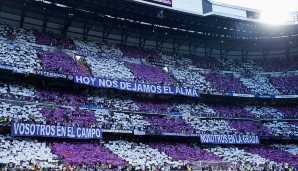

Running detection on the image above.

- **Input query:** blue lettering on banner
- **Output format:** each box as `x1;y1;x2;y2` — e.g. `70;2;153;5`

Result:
226;93;298;99
227;92;234;96
0;64;14;71
80;105;103;110
102;129;133;134
254;95;275;98
226;93;254;98
200;134;259;144
161;133;200;137
167;112;182;117
11;123;102;139
275;95;298;98
133;129;146;135
34;70;68;79
74;76;200;97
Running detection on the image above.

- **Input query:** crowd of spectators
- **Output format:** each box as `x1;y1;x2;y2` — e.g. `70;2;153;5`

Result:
184;117;235;134
2;134;298;170
255;58;298;72
133;100;175;114
0;23;37;73
118;45;162;62
52;141;127;168
104;140;180;169
36;88;88;106
74;39;123;58
1;96;298;137
203;73;248;94
243;145;298;168
0;23;298;96
240;75;279;95
170;67;216;94
263;121;298;137
0;39;38;73
0;135;59;169
1;79;298;137
41;107;97;127
273;144;298;156
86;56;135;81
0;102;44;124
211;105;255;118
190;56;223;70
92;93;139;111
227;120;271;136
0;81;35;100
0;23;298;170
38;50;89;76
0;23;35;43
272;75;298;95
276;105;298;119
207;146;276;170
94;110;150;131
175;102;216;117
149;143;221;163
245;106;284;119
73;39;102;57
33;29;76;50
127;63;177;85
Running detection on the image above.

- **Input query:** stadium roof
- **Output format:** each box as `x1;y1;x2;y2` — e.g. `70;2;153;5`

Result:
212;0;298;25
212;0;298;12
1;0;298;57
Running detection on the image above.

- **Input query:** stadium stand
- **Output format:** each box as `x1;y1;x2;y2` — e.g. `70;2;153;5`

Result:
38;50;89;76
33;29;76;50
240;75;279;95
0;135;59;169
149;143;221;162
36;88;88;106
170;67;216;93
144;116;194;134
272;75;298;95
208;146;276;170
93;110;150;131
127;63;177;85
202;73;248;94
243;145;298;168
0;23;35;43
273;144;298;156
263;122;298;136
86;56;135;81
133;100;175;114
226;120;271;136
118;44;162;62
184;117;235;134
73;39;102;57
211;105;255;118
0;81;35;100
190;56;223;70
92;93;140;111
52;141;127;168
175;102;216;117
245;106;284;119
255;58;298;72
40;107;97;127
104;140;180;169
0;40;37;73
0;102;44;123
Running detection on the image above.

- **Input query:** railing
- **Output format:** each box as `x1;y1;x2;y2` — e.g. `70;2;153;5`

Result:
1;97;298;121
